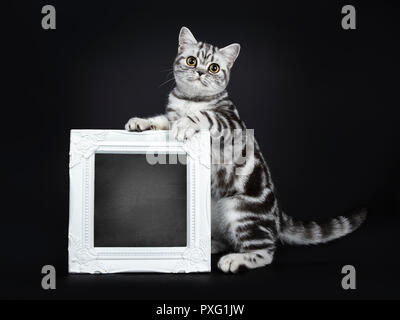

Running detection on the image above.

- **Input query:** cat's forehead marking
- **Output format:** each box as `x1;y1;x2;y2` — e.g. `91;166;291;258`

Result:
196;42;219;65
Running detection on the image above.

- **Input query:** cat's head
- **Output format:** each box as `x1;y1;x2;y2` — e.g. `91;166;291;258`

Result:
173;27;240;97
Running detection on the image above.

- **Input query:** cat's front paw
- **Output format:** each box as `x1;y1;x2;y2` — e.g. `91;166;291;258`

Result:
171;117;199;141
125;117;155;132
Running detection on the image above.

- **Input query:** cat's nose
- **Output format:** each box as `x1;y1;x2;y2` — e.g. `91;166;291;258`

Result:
196;70;205;76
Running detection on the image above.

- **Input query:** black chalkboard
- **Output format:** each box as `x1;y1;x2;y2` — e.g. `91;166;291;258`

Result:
94;153;187;247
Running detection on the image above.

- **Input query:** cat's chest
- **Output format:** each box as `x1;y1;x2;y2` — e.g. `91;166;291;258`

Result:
167;95;210;117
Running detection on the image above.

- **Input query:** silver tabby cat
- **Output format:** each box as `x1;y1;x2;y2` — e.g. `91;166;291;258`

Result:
125;27;367;273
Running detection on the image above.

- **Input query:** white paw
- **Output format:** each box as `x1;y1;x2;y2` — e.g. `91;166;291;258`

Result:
171;117;199;141
217;252;273;273
125;117;155;132
217;254;245;274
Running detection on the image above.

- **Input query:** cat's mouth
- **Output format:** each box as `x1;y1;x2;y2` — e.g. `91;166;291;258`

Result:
184;74;210;87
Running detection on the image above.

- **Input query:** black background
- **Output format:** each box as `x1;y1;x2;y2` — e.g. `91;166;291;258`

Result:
2;0;400;299
94;154;187;248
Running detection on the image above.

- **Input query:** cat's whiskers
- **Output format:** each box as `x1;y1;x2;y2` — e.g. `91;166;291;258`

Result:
160;67;174;73
158;77;175;88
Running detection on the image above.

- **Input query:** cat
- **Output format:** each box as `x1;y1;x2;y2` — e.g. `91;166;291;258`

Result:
125;27;367;273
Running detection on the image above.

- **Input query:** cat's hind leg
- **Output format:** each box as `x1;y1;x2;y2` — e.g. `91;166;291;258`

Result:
215;195;278;273
217;227;276;273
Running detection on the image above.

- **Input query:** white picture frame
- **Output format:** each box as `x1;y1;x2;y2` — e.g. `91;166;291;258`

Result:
68;130;211;273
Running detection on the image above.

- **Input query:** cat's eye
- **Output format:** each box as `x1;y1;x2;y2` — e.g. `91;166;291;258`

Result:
209;63;220;74
186;56;197;67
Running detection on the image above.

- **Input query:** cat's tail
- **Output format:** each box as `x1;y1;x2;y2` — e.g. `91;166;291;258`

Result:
278;208;367;245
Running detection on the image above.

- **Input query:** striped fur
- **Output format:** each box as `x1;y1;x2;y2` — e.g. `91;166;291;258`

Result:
125;27;367;273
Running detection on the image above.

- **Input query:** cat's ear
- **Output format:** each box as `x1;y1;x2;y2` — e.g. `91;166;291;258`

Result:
219;43;241;68
178;27;197;52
